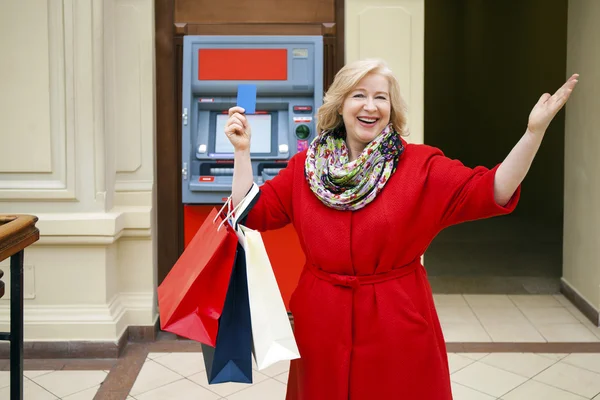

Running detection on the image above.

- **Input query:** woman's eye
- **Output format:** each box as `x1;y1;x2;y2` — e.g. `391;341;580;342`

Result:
353;94;365;98
376;96;387;100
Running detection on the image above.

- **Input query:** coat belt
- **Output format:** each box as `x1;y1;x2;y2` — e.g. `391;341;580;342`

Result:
305;259;420;290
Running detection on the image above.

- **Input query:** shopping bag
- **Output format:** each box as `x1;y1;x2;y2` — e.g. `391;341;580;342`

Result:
157;206;238;346
237;224;301;370
201;243;253;384
231;183;301;370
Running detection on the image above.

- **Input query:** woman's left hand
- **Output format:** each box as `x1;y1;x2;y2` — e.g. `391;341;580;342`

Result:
528;73;579;135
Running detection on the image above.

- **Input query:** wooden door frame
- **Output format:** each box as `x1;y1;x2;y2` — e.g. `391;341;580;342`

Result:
154;0;345;284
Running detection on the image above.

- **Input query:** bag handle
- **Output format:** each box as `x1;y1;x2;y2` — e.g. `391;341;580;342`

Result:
213;197;237;231
215;183;260;232
216;196;243;231
214;197;231;223
230;183;260;229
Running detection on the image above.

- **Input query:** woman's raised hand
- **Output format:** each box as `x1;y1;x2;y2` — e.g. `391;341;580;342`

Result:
528;74;579;135
224;106;252;152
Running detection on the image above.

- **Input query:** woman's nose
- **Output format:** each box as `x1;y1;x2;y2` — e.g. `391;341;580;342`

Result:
363;97;376;111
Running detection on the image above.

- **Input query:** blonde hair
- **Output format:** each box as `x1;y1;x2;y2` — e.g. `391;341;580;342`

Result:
316;59;409;136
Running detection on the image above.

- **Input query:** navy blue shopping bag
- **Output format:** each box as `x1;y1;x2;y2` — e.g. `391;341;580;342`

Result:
201;243;253;384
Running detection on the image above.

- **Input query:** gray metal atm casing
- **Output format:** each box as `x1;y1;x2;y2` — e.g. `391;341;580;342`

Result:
181;35;324;204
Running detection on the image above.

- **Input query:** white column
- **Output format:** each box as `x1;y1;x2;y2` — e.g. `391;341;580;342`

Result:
563;0;600;316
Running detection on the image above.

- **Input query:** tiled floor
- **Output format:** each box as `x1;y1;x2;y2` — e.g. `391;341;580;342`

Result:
6;352;600;399
434;294;600;343
2;294;599;399
0;370;109;399
133;352;600;400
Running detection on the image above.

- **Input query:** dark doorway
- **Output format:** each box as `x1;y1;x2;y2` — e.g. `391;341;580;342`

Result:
424;0;569;294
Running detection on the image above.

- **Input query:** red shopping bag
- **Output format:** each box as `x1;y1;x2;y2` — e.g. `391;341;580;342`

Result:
158;207;238;346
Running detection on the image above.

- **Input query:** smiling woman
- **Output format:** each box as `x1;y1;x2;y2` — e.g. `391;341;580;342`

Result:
223;58;578;400
340;74;392;160
315;59;409;161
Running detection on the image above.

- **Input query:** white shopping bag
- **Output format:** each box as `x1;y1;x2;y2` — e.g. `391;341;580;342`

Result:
236;224;301;370
230;184;301;370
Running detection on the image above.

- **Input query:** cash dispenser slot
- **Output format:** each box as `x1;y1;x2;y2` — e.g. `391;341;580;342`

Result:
258;162;287;181
189;162;234;192
200;162;234;176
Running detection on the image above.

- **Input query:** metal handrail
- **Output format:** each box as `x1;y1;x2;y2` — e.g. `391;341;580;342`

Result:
0;215;40;400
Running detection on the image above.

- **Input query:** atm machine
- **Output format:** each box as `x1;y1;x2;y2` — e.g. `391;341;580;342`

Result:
181;35;324;311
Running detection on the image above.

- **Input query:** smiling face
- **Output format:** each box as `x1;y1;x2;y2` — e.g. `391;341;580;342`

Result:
340;73;391;160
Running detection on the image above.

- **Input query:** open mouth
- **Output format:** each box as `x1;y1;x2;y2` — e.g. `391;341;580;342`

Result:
357;117;379;125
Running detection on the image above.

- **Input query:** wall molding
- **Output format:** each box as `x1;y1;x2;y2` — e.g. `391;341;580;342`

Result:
561;278;600;327
0;292;156;341
23;206;153;244
0;320;159;360
115;180;154;192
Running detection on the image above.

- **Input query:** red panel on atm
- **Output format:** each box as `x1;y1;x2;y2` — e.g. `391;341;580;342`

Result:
198;49;287;81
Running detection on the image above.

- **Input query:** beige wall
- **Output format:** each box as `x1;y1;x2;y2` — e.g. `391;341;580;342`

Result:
345;0;424;144
0;0;158;341
563;0;600;313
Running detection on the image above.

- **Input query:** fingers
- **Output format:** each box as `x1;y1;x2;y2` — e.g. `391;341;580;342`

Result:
225;112;249;139
562;74;579;87
228;106;246;116
561;74;579;92
540;74;579;105
538;93;552;104
567;75;579;93
225;107;250;138
225;113;247;129
553;85;574;105
548;74;579;106
226;123;244;136
227;113;245;127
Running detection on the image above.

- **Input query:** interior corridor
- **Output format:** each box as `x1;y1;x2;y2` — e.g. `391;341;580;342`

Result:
424;0;568;293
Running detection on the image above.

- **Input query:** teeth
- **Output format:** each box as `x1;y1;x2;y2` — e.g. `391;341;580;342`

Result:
358;117;377;123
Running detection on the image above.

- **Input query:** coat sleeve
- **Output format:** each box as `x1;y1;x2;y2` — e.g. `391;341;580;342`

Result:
243;151;303;232
420;147;521;229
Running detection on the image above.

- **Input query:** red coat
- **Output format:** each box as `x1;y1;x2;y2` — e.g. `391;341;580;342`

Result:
246;138;520;399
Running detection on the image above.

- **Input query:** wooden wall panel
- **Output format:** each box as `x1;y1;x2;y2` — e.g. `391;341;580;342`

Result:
175;0;335;24
155;0;182;285
175;23;325;36
323;36;337;90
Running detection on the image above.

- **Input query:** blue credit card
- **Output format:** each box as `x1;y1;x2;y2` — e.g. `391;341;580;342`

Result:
236;84;257;114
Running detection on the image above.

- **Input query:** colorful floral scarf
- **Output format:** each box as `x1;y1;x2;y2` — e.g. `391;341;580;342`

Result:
304;123;404;211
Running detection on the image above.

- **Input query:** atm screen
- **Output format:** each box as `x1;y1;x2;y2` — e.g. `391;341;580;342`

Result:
214;114;272;154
